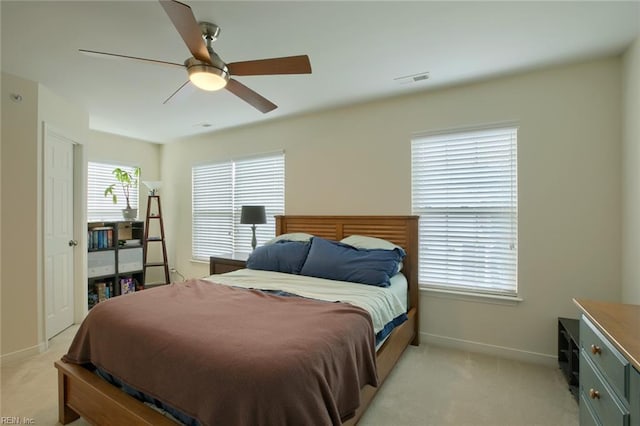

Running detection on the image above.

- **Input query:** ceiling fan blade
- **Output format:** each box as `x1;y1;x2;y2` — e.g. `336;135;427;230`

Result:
163;80;195;104
79;49;184;68
159;0;211;64
227;55;312;76
225;79;277;113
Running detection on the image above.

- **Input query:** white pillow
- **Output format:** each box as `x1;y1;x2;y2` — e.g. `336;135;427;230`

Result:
340;235;405;273
265;232;314;245
340;235;403;251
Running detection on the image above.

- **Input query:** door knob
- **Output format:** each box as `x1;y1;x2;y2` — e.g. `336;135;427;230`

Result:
68;240;78;247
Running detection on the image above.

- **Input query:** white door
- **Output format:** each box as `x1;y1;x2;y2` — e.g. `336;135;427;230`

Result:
45;128;75;339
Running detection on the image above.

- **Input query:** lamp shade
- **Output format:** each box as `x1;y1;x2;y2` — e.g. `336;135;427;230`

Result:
142;181;162;191
240;205;266;225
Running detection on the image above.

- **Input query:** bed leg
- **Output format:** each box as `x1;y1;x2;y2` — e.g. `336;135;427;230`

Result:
58;368;80;424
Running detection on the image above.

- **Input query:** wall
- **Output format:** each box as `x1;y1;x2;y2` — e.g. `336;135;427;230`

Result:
1;73;89;359
161;57;622;363
1;74;40;357
622;36;640;305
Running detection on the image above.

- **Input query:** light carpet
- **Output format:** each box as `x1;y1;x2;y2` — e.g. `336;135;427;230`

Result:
1;325;578;425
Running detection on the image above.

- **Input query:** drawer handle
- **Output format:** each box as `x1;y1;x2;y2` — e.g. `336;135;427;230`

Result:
590;344;601;355
589;388;600;399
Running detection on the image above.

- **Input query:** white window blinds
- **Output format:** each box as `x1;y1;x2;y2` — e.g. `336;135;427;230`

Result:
411;126;518;296
192;152;284;260
87;162;139;221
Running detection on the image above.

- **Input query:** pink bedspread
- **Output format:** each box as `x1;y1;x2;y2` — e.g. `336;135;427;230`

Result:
63;279;378;425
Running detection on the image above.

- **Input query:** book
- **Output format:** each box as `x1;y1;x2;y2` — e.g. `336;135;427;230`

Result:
95;282;107;302
88;287;98;309
120;277;135;295
88;226;115;249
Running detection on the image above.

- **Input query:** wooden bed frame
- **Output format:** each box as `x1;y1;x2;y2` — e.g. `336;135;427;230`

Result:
55;215;420;425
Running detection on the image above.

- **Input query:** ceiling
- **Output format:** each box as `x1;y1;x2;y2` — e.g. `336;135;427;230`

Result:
2;1;639;143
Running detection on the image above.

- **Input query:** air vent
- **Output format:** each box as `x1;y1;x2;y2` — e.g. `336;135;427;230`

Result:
394;72;430;85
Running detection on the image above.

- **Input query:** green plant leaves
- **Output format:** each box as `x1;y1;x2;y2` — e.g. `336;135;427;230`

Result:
103;167;140;206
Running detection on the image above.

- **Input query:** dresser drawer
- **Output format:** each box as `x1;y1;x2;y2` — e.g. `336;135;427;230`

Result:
580;392;602;426
581;315;630;400
631;367;640;426
580;352;630;426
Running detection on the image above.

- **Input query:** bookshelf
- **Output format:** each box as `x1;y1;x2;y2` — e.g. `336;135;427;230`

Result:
87;221;144;309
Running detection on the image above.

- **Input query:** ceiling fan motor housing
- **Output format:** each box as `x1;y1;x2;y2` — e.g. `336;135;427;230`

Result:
199;22;220;42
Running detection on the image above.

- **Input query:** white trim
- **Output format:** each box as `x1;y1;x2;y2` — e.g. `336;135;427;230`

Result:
191;149;285;168
74;144;88;323
0;342;47;366
412;120;520;139
421;331;556;367
421;286;523;305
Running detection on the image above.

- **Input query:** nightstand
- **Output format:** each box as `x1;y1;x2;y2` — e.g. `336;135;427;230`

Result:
209;252;250;275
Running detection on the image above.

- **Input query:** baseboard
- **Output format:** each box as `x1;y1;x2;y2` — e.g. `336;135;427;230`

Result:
421;332;557;367
0;341;47;366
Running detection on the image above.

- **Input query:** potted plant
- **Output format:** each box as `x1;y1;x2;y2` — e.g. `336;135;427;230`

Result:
104;167;140;220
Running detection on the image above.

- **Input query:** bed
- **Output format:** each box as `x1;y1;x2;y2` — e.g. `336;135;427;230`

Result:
55;215;419;425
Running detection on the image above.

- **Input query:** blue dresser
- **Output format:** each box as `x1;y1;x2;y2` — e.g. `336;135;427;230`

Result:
574;299;640;426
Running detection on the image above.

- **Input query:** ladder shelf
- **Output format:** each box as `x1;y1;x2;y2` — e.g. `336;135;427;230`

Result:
143;195;170;286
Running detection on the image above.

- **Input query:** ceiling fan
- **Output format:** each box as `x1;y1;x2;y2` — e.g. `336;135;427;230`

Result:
79;0;312;113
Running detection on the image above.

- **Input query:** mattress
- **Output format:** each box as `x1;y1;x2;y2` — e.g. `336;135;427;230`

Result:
205;268;408;346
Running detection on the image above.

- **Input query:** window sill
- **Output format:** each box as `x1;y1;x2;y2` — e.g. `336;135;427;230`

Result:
420;286;523;305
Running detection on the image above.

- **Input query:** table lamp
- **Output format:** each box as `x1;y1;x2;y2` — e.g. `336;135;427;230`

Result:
240;206;266;250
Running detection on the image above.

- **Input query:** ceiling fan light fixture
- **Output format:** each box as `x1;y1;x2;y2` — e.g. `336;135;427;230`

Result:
186;61;229;91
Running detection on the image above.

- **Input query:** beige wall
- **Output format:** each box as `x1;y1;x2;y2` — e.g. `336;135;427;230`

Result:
1;73;89;358
622;36;640;305
162;57;622;362
1;74;40;357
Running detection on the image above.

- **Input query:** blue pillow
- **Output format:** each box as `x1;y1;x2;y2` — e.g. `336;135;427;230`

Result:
246;240;311;274
299;237;405;287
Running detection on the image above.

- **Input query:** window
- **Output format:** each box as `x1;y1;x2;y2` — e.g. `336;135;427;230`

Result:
192;152;284;260
87;162;139;221
411;126;518;296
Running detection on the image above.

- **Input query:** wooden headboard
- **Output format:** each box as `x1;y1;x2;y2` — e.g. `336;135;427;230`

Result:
275;215;419;339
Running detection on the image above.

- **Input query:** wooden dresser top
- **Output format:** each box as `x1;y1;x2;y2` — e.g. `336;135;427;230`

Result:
574;298;640;371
